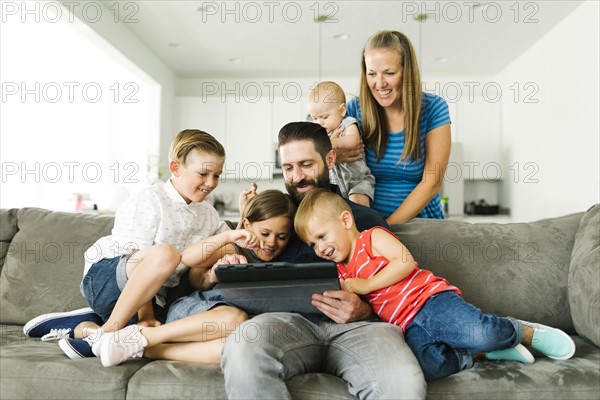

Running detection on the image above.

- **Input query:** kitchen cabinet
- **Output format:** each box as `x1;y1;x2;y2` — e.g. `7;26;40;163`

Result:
225;98;274;181
175;96;226;145
271;95;308;142
175;95;308;181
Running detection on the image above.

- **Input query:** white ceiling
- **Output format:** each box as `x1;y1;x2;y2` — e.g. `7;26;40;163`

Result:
115;1;583;79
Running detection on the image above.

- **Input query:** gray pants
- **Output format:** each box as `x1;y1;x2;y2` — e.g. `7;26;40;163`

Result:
221;313;426;399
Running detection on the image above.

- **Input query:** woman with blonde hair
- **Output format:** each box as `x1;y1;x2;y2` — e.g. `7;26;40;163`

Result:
346;30;452;224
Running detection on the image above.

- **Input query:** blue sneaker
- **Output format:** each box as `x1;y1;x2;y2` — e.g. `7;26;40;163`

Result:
23;307;103;341
58;334;104;359
521;320;576;360
486;344;535;364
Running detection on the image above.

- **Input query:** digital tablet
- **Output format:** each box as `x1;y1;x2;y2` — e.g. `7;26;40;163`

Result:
214;261;340;315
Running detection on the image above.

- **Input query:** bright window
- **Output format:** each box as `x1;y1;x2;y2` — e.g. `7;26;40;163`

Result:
1;1;160;212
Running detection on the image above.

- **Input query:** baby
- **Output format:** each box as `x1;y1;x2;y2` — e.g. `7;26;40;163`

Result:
308;81;375;207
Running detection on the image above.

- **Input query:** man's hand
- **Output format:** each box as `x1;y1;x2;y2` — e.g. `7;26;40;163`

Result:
239;182;258;216
312;280;375;323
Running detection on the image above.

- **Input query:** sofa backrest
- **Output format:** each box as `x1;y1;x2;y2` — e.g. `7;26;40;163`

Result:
0;207;586;334
391;211;584;334
0;208;114;324
0;208;19;275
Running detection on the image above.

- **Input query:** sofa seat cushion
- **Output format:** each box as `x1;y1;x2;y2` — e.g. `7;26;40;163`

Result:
127;360;356;400
427;335;600;400
0;325;148;400
569;204;600;346
3;326;598;400
0;208;114;324
391;212;583;333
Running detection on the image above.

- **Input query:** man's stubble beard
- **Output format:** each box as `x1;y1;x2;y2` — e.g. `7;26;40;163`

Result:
284;167;331;204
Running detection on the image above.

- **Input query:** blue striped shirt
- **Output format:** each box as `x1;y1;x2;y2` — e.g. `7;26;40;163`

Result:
346;93;450;219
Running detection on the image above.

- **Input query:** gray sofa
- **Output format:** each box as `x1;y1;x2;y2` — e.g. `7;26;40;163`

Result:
1;205;598;399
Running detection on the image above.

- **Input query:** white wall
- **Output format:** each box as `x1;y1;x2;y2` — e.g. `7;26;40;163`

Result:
496;0;600;221
61;0;177;170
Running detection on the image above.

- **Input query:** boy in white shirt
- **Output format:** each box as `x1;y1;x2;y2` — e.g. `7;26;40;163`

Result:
24;129;255;358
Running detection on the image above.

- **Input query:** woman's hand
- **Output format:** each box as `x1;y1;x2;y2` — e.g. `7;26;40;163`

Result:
334;142;365;163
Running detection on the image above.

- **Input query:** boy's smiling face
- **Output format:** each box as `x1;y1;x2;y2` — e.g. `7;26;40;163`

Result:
304;212;353;264
170;149;224;204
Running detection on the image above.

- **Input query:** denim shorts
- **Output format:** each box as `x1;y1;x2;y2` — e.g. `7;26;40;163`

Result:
166;289;230;323
81;255;165;324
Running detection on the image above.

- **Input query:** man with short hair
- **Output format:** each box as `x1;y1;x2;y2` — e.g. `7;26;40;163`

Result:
220;121;426;399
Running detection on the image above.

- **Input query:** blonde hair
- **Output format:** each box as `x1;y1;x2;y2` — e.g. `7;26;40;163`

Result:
309;81;346;105
169;129;225;165
359;30;423;161
294;188;351;242
242;190;297;224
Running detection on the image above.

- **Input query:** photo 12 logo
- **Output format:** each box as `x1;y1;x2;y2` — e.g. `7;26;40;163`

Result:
1;82;140;104
423;81;540;104
400;2;540;24
201;81;303;103
198;1;339;24
1;161;140;184
1;1;140;24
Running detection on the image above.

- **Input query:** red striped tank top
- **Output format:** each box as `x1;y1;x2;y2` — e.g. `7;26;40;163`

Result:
338;227;461;332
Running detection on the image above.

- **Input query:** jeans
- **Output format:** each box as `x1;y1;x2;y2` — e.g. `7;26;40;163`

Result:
404;291;522;381
81;256;165;325
221;313;426;400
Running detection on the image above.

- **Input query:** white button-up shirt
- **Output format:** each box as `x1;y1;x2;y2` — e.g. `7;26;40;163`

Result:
83;180;229;306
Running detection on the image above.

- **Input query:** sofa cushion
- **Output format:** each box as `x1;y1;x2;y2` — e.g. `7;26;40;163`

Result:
0;326;146;400
126;361;355;400
426;335;600;400
568;204;600;346
0;208;19;274
392;211;584;333
0;208;114;324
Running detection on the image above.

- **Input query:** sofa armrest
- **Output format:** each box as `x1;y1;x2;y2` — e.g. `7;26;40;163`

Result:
568;204;600;346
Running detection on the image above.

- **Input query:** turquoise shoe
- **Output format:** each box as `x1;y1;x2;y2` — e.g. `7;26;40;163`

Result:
521;321;576;360
486;344;534;364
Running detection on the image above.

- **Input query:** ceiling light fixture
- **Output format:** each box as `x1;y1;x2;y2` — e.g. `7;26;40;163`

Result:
413;13;428;22
314;14;331;23
168;42;181;47
331;33;350;40
228;57;243;63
